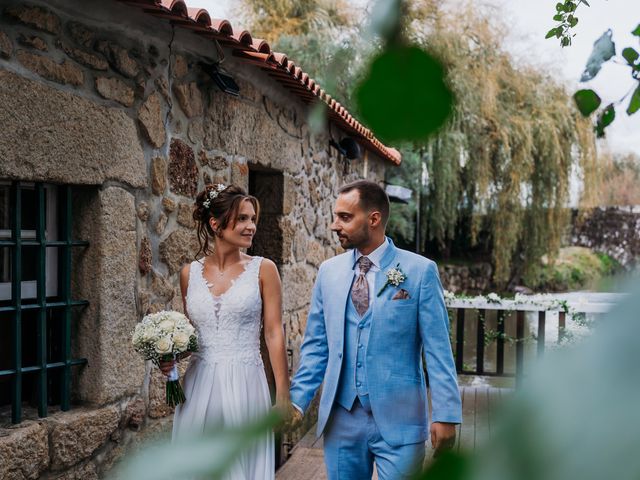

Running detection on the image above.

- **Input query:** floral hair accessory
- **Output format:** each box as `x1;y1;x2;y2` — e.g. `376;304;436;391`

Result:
202;184;226;209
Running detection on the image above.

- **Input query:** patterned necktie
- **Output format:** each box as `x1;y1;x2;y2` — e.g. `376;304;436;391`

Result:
351;256;373;317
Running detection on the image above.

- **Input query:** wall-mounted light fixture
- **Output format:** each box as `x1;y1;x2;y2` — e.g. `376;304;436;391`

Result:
200;62;240;97
329;136;362;160
384;184;412;204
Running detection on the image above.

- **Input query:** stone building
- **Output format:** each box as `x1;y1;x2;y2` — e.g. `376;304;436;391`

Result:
0;0;400;478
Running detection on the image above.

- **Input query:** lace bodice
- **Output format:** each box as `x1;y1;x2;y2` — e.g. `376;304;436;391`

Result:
186;257;264;365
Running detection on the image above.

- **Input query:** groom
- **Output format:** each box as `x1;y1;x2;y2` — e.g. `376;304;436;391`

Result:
290;180;461;479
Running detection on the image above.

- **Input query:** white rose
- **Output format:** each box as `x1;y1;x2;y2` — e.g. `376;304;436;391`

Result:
173;332;190;351
169;311;183;320
185;324;195;336
158;319;175;333
141;325;158;343
155;336;173;355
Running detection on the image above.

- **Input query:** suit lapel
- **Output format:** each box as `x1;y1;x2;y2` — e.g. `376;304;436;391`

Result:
374;237;399;304
332;252;356;329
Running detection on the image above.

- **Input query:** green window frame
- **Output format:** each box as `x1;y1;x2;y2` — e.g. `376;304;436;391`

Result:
0;181;88;424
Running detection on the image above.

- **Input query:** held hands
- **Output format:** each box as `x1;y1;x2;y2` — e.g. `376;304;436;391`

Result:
430;422;457;456
273;395;303;430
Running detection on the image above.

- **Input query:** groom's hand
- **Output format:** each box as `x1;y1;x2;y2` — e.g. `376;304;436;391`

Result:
292;408;303;424
284;407;303;430
430;422;457;455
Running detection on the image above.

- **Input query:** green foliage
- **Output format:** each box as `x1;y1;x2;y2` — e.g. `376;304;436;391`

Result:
412;450;470;480
579;29;616;81
622;47;639;65
111;411;281;480
526;246;620;292
574;89;601;116
595;252;621;276
386;150;421;246
356;45;453;142
413;277;640;480
410;3;594;286
547;0;590;47
595;103;615;137
548;3;640;138
243;0;597;286
627;84;640;114
238;0;353;44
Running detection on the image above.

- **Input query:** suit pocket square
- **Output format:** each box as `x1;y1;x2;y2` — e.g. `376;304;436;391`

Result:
392;289;411;300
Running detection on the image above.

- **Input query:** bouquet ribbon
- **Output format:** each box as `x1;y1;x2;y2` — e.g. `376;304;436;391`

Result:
164;354;186;407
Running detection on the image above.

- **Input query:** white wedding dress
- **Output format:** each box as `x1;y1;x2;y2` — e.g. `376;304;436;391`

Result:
172;256;274;480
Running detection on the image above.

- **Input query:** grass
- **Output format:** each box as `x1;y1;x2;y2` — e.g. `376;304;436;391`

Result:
529;246;622;292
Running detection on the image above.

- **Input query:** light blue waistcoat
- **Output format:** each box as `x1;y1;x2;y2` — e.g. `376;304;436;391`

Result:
335;295;372;410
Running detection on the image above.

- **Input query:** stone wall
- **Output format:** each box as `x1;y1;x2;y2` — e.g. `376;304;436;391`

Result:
570;206;640;269
437;262;493;295
0;1;388;477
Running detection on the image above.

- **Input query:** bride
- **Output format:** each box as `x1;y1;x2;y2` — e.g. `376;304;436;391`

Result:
160;184;290;479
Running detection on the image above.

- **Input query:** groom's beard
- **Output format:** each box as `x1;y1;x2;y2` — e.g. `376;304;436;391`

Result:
337;224;369;250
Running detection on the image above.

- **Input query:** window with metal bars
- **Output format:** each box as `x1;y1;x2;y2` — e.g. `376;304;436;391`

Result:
0;181;88;424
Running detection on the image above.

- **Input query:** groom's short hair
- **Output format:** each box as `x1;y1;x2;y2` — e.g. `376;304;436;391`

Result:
338;180;390;226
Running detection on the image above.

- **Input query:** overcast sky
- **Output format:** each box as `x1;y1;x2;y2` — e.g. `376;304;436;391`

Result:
195;0;639;155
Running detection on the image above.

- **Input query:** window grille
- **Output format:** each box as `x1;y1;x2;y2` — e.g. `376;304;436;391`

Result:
0;182;88;424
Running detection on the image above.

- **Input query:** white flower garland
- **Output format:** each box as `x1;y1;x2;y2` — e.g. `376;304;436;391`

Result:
443;290;619;316
202;183;227;209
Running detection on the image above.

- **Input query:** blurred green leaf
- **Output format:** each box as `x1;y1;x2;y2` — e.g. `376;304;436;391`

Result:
545;27;558;39
573;89;601;116
580;29;616;81
412;450;470;480
627;85;640;115
568;16;578;27
595;103;615;137
622;47;639;65
553;14;564;21
356;45;453;142
111;411;281;480
632;24;640;36
468;278;640;480
555;2;565;12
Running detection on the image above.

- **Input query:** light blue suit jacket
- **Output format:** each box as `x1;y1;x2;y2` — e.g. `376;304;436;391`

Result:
290;238;462;447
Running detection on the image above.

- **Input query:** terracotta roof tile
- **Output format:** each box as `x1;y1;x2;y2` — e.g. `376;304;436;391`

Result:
115;0;401;164
186;8;209;24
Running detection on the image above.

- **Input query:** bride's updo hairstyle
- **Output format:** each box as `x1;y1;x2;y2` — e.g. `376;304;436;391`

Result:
193;184;260;257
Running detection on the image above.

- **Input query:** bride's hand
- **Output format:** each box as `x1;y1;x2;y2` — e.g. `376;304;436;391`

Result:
158;359;176;376
274;397;292;421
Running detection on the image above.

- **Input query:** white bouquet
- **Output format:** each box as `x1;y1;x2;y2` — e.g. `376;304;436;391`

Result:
132;310;198;406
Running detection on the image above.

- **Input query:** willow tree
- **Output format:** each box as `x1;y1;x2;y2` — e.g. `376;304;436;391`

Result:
397;1;599;286
238;0;353;44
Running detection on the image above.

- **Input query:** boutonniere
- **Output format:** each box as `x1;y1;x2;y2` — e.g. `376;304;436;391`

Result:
377;263;407;296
